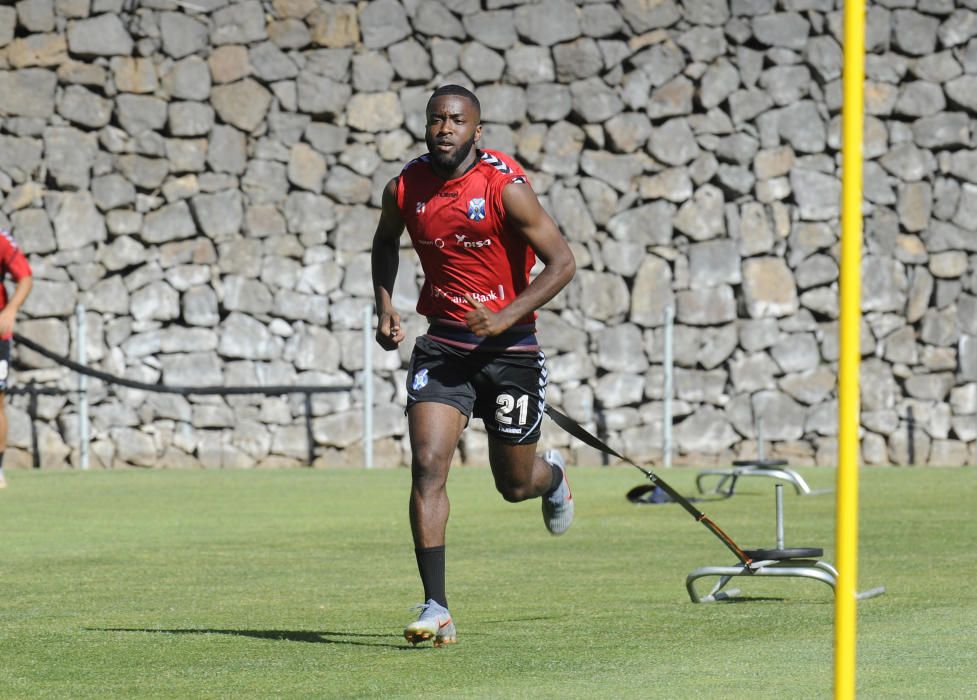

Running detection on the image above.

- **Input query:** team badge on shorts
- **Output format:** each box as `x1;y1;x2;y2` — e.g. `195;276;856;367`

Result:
467;198;486;221
411;368;429;391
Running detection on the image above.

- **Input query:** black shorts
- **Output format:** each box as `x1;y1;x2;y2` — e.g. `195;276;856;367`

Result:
406;336;548;444
0;338;9;392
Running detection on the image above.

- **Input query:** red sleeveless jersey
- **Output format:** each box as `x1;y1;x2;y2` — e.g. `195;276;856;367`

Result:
397;149;536;326
0;228;31;340
0;229;30;307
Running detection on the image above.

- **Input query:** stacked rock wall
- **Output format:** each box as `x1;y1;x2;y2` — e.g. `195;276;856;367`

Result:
2;0;975;470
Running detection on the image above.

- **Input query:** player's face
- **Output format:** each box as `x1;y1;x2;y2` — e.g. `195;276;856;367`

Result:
425;95;481;176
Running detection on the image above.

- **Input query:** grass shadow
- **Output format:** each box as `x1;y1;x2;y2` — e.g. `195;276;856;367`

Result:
711;595;837;604
478;615;559;625
90;627;413;649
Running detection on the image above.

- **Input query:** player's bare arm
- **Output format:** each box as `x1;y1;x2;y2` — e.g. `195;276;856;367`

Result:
371;177;407;350
464;182;575;337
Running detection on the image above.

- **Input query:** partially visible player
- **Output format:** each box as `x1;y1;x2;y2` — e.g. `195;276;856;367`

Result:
371;85;576;646
0;229;32;489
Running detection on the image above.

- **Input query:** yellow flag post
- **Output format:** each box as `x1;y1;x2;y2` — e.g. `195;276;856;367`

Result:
836;0;866;697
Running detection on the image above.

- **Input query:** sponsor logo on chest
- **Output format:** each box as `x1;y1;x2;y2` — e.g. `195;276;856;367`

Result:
454;234;491;248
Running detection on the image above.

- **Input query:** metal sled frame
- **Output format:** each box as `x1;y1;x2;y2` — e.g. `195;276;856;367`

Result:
686;486;885;603
688;555;835;603
695;459;815;497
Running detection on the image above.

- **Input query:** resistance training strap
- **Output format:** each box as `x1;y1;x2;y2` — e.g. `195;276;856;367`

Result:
13;333;352;397
544;405;752;566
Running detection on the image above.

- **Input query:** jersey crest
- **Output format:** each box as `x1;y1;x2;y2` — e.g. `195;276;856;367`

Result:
467;198;486;221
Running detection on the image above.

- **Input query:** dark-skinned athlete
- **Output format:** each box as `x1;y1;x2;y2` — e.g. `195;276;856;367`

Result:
371;85;576;647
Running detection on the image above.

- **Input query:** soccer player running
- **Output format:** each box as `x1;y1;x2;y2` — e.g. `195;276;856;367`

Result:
0;229;32;489
371;85;576;647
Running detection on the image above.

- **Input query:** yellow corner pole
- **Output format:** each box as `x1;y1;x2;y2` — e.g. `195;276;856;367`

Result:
836;0;866;697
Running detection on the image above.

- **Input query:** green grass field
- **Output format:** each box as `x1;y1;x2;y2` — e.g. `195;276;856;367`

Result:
1;465;974;699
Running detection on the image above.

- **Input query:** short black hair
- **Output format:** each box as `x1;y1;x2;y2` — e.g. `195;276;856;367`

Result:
427;84;481;116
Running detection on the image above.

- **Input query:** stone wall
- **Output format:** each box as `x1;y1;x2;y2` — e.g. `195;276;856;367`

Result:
2;0;975;470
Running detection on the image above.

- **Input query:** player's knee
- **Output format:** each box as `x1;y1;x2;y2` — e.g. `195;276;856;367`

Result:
412;444;448;471
496;481;533;503
411;447;450;490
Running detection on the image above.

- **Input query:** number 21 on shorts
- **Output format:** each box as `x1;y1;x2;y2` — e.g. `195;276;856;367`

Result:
495;393;529;425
